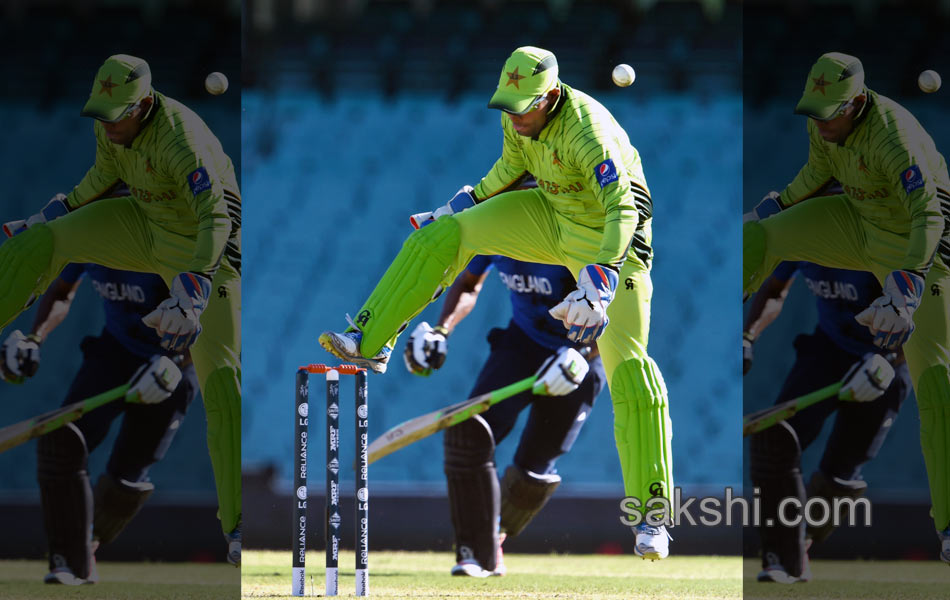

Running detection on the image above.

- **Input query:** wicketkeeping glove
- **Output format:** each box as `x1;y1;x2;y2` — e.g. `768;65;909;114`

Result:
3;193;70;237
126;355;183;404
1;330;41;384
142;273;212;353
742;191;783;224
403;321;448;376
533;347;589;396
839;353;895;402
854;270;924;350
549;264;619;344
409;185;477;229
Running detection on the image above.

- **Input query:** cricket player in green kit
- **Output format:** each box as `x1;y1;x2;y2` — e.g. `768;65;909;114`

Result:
0;55;242;564
321;46;674;558
744;52;950;564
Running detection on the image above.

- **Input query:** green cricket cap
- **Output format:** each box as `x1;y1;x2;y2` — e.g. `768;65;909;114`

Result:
81;54;153;122
488;46;559;114
794;52;865;120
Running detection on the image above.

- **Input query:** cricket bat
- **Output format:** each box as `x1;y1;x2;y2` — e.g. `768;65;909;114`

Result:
0;384;130;454
366;375;538;464
742;382;841;437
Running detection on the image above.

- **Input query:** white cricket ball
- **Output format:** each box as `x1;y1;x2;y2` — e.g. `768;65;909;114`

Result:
612;64;635;88
205;72;229;95
918;69;941;93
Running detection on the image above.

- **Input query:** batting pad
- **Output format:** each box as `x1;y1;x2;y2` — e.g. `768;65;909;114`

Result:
743;221;767;296
917;364;950;531
203;366;242;534
611;356;673;512
0;224;54;329
357;217;460;356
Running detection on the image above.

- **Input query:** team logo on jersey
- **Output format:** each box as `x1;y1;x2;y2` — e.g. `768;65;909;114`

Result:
594;159;619;188
901;165;924;194
187;166;212;196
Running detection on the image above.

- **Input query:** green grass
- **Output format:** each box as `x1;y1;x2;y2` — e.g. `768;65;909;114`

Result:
743;558;949;599
0;560;239;599
243;550;742;599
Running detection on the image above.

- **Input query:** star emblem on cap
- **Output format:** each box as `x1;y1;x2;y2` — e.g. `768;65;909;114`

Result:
811;73;829;95
98;75;118;97
506;66;526;89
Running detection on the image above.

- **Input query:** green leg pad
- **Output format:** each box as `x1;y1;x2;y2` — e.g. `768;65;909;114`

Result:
918;364;950;531
355;217;460;356
0;224;54;330
203;366;242;534
611;356;674;512
743;221;766;296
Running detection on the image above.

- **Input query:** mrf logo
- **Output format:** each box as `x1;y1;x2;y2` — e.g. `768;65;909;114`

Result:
594;159;619;188
901;165;925;194
356;310;371;327
187;166;213;196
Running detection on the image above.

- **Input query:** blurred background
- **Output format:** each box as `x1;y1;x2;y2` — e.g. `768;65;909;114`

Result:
242;0;743;557
0;0;240;564
743;0;950;565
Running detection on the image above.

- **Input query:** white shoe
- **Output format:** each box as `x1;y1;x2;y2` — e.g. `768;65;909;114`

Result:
450;558;492;578
757;551;809;583
939;527;950;565
43;553;97;585
318;329;391;374
634;523;670;560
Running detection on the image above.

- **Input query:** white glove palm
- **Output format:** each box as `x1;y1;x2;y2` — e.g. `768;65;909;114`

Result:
549;265;619;344
126;355;183;404
1;330;41;384
3;194;69;237
403;321;448;376
410;186;476;229
142;273;211;353
854;271;924;350
533;347;589;396
839;353;895;402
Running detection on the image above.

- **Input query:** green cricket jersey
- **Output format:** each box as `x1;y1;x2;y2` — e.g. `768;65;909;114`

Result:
65;92;240;278
473;83;653;270
778;90;950;274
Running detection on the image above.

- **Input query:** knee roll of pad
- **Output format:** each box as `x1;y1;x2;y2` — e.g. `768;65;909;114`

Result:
611;356;673;503
203;366;242;533
749;420;802;480
93;474;155;545
444;414;495;471
917;364;950;530
743;221;766;295
0;224;54;328
499;465;561;537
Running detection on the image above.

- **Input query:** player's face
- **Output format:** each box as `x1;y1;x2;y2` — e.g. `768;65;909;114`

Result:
810;101;860;144
101;104;147;145
507;89;559;137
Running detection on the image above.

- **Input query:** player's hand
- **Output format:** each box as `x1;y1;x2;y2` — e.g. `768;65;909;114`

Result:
142;273;212;352
409;186;477;229
549;264;618;344
126;355;183;404
839;353;895;402
533;347;589;396
742;191;783;224
742;333;754;375
0;330;41;384
3;193;70;237
854;270;924;350
403;321;448;376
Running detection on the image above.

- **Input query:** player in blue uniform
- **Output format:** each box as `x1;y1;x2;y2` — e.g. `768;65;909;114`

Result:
404;256;607;576
0;265;201;584
744;261;912;583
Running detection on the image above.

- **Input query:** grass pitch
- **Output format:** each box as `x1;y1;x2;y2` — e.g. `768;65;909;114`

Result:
0;560;239;599
243;549;741;599
743;558;948;599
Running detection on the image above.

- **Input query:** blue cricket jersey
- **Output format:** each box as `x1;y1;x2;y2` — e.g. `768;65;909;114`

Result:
773;261;884;357
59;264;174;359
466;256;582;352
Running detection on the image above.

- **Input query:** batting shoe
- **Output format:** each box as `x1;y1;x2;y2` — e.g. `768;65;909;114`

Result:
634;523;671;561
939;526;950;565
450;559;493;578
757;550;811;583
318;329;391;374
226;521;241;566
43;553;97;585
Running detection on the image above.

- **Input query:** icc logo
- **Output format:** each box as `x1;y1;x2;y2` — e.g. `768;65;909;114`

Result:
296;486;307;500
328;403;339;419
357;487;368;502
298;403;308;418
358;405;368;419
